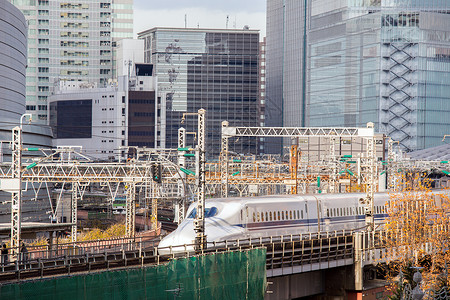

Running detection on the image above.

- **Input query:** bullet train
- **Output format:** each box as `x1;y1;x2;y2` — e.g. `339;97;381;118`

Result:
158;192;391;254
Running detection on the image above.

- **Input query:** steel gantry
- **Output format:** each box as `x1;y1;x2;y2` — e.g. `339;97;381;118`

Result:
0;147;189;247
221;123;378;231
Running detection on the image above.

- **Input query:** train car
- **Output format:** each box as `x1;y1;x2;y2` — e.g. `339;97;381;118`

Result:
157;192;391;254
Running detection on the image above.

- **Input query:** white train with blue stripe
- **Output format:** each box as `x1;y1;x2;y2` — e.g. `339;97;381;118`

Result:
158;192;390;253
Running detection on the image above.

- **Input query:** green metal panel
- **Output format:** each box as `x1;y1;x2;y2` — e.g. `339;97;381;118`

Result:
0;248;266;300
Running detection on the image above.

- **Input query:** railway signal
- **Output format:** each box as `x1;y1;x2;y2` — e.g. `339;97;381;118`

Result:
151;163;162;183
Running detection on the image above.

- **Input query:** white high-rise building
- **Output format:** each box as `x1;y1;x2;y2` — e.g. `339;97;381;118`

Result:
10;0;133;124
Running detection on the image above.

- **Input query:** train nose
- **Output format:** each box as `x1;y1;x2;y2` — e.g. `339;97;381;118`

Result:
158;223;196;255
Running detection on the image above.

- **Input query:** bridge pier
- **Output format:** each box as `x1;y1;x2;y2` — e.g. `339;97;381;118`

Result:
265;264;370;300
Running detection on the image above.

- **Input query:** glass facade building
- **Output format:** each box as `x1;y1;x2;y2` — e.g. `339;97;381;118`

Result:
267;0;450;152
138;28;260;158
10;0;133;124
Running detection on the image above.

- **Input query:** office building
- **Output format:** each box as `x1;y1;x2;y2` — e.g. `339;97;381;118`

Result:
49;65;156;160
138;27;260;157
10;0;133;124
266;0;450;152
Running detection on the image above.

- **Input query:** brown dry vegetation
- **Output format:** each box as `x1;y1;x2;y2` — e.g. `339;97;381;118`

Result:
384;173;450;291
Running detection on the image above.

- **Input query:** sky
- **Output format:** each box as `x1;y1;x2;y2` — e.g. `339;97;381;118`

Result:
133;0;266;38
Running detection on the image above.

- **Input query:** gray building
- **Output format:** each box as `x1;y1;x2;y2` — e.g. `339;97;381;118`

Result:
49;67;156;161
138;27;260;157
10;0;133;124
266;0;450;152
0;0;52;223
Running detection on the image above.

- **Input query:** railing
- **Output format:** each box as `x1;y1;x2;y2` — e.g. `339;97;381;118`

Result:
0;236;161;275
0;229;380;282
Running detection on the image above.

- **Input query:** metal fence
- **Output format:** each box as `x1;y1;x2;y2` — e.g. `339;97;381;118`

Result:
0;229;380;282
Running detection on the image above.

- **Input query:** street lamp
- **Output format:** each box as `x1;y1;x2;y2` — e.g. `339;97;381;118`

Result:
20;113;32;129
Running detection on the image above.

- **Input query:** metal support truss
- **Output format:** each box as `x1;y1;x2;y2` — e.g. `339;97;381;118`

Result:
125;181;136;238
181;109;207;251
151;181;158;230
176;127;186;224
387;138;397;191
10;126;22;254
222;126;373;138
71;182;79;242
220;121;229;197
329;137;338;193
359;123;377;232
290;144;298;194
195;109;207;250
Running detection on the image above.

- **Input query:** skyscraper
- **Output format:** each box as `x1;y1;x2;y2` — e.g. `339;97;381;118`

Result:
138;27;260;157
266;0;450;152
10;0;133;124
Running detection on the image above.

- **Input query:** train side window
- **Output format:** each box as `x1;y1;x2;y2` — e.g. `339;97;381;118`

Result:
261;212;264;222
270;211;272;221
326;209;329;217
266;212;268;221
277;211;280;220
282;211;285;220
290;211;293;219
297;210;300;219
301;210;304;219
253;212;256;222
286;211;289;219
257;212;260;222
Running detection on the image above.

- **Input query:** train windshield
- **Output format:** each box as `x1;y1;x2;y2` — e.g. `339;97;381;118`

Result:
187;207;218;218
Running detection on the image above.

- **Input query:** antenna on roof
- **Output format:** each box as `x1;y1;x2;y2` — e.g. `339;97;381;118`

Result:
226;15;229;29
185;14;187;28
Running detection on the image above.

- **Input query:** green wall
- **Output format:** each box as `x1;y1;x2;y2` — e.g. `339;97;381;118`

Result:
0;248;266;300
